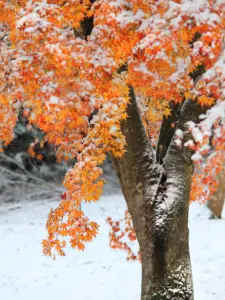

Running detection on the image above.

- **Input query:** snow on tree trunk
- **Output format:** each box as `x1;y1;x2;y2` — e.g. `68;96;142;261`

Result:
112;88;206;299
140;182;193;300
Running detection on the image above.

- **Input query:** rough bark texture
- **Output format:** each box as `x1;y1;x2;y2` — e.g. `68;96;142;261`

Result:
112;87;206;300
208;164;225;218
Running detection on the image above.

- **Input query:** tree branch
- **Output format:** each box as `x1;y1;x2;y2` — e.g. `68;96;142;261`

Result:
161;100;207;221
112;86;155;242
156;102;182;164
163;40;225;207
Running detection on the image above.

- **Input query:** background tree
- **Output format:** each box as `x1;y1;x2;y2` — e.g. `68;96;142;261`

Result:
207;163;225;218
1;1;225;299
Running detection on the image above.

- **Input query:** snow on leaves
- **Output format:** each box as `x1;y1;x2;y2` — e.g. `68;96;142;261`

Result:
0;0;225;258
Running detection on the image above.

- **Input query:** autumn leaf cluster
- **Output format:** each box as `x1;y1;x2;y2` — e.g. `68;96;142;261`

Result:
1;0;225;258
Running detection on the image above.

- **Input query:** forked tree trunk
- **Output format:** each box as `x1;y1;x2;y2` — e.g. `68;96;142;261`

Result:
113;87;205;299
208;163;225;218
76;14;198;299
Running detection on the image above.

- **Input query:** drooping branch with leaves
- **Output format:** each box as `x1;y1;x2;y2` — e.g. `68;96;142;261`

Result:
1;1;225;299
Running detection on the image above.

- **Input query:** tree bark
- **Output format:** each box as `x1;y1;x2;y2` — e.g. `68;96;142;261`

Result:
112;87;206;299
208;163;225;219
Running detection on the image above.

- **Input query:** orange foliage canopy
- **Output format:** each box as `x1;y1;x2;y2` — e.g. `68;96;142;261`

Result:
0;0;225;259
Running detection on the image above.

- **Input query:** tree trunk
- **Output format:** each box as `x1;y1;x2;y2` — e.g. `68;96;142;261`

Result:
112;87;206;299
208;164;225;218
114;154;193;300
139;181;193;300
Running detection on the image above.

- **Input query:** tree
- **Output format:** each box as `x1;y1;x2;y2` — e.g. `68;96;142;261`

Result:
1;1;225;299
207;163;225;218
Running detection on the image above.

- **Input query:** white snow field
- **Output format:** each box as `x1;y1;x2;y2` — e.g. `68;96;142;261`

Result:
0;195;225;300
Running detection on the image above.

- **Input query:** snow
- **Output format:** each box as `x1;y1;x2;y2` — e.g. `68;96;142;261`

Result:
167;0;222;27
192;151;203;161
114;9;144;27
175;129;184;138
0;195;225;300
16;12;49;29
199;101;225;135
109;125;118;133
49;96;60;105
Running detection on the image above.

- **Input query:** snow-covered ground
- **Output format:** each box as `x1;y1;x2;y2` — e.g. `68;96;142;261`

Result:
0;195;225;300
